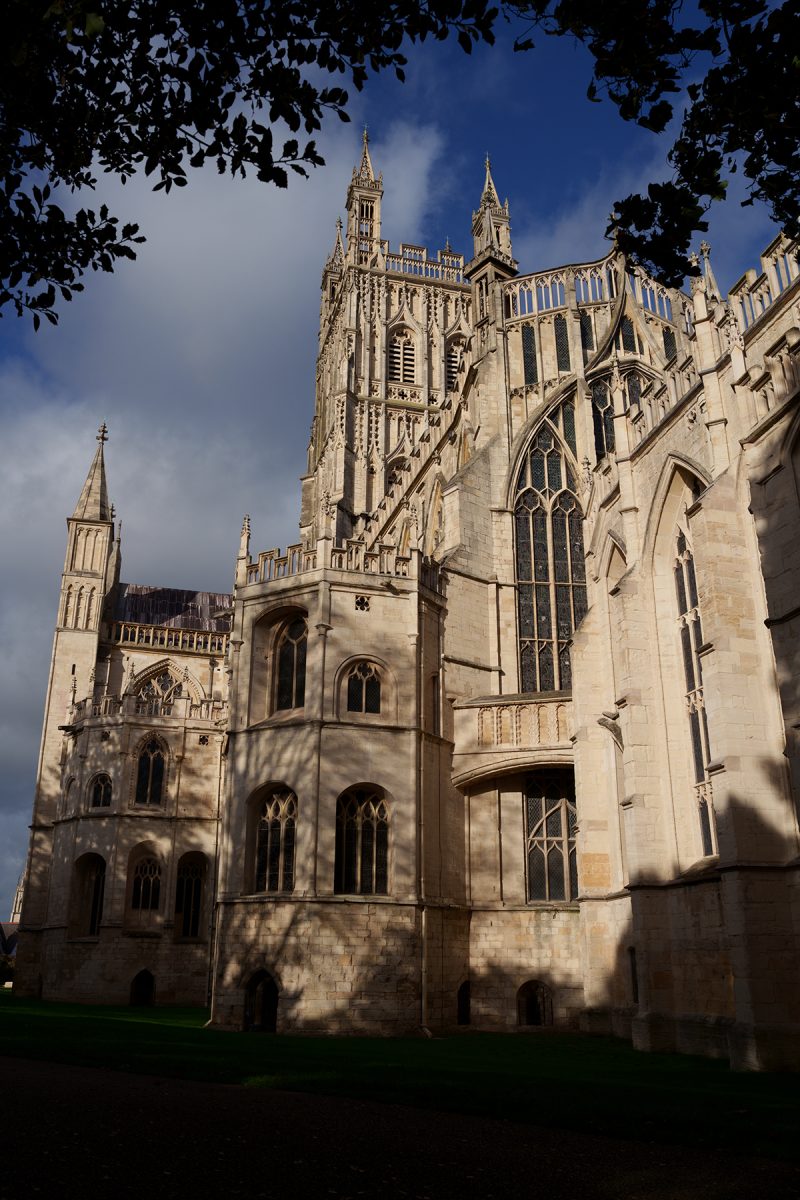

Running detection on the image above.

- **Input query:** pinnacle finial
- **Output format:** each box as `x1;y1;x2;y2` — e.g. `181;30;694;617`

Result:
336;216;342;232
363;125;369;146
97;422;108;444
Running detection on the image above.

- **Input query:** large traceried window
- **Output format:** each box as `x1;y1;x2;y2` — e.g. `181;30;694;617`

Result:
674;530;717;855
347;662;381;714
275;618;307;710
255;790;297;893
514;425;587;693
135;738;166;806
525;772;578;902
334;788;389;895
135;669;183;716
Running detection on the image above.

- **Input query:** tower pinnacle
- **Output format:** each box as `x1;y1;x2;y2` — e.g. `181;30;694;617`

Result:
72;425;111;521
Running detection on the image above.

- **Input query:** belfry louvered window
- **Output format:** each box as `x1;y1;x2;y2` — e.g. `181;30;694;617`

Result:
525;772;578;901
255;790;297;893
514;425;587;693
591;380;615;461
674;531;717;856
445;341;464;392
388;331;415;384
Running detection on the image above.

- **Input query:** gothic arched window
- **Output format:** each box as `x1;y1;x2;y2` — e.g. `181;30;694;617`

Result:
514;425;587;692
255;790;297;893
175;854;206;938
135;669;183;716
131;857;161;911
525;772;578;902
346;662;381;714
90;774;112;808
275;617;307;710
135;738;166;806
591;380;615;461
445;339;465;392
334;788;389;895
674;530;716;855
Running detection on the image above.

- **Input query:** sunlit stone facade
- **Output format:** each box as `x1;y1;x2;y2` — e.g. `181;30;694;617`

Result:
16;135;800;1069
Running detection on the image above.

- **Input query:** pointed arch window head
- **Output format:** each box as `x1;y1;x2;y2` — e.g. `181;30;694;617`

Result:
131;857;161;911
347;662;381;714
525;773;578;902
675;530;717;856
135;738;165;806
135;669;183;716
275;617;307;711
334;789;389;895
255;790;297;893
388;330;416;384
514;426;587;693
90;774;112;808
591;380;615;462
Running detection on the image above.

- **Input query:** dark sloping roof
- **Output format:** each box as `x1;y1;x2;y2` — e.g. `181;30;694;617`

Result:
115;583;232;631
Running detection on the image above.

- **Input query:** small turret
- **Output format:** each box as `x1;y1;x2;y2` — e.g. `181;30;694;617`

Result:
345;129;383;266
468;155;516;275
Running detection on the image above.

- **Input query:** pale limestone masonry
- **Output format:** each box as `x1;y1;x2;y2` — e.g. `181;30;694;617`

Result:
16;136;800;1070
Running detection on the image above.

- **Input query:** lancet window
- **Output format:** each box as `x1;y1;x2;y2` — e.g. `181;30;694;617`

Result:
275;617;307;710
388;330;416;384
663;327;677;361
579;311;594;359
522;325;538;385
525;773;578;902
554;314;571;372
90;774;112;808
255;790;297;893
674;531;716;855
175;855;206;938
514;425;587;693
135;738;166;806
591;380;615;461
334;789;389;895
72;853;106;937
346;662;381;714
445;340;464;392
135;669;183;716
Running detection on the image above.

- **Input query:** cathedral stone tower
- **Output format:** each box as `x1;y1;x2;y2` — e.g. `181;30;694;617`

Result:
16;136;800;1069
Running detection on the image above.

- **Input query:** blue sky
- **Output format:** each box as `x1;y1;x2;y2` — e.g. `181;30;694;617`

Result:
0;25;777;915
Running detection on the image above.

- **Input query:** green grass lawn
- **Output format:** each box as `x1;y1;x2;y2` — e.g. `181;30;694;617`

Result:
1;990;798;1161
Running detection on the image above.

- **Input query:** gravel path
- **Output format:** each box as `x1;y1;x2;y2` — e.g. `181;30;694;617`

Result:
2;1056;798;1200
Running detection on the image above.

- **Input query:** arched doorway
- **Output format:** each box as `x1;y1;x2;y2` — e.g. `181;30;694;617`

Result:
244;970;279;1032
517;980;553;1027
130;969;156;1006
457;981;471;1026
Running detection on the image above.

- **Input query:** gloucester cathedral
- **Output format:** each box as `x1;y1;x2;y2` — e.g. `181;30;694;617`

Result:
15;134;800;1069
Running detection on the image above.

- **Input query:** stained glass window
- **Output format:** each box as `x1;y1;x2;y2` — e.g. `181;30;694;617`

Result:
135;669;183;716
255;790;297;893
554;313;571;372
347;662;381;714
515;426;587;693
675;531;716;856
135;739;165;806
276;617;307;710
620;316;636;353
522;325;538;385
663;327;677;361
525;773;578;901
334;789;389;895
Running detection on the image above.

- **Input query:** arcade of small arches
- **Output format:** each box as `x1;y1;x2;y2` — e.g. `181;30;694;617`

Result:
68;846;209;941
